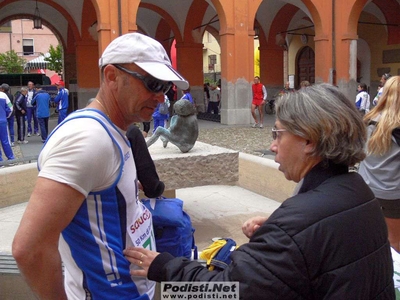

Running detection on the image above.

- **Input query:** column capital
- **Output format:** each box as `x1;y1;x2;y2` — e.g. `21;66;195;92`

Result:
314;34;329;42
341;33;358;41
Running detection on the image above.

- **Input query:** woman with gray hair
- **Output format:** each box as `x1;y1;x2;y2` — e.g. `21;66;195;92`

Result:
123;84;394;299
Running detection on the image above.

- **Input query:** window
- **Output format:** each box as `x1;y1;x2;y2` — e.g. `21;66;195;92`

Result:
0;21;12;33
23;39;34;55
209;55;217;65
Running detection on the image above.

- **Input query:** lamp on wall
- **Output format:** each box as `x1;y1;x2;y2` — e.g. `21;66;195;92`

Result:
33;0;43;30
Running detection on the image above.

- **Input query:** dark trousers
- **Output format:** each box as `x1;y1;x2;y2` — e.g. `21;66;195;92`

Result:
26;106;38;134
16;114;26;141
207;102;219;114
38;117;49;141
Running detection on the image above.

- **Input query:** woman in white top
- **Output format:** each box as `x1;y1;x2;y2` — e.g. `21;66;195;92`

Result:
355;83;370;115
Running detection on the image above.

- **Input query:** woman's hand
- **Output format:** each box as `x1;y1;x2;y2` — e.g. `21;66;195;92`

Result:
123;247;160;277
242;216;268;238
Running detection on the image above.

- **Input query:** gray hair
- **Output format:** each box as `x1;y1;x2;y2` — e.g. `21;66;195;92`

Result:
275;83;366;166
20;87;28;93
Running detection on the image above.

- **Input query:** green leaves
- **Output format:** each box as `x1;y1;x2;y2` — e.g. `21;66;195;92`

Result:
42;44;63;74
0;50;26;74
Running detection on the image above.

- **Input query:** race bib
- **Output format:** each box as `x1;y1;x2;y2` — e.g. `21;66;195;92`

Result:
128;202;155;250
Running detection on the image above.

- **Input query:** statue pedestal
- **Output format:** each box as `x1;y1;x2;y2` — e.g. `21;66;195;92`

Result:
147;140;239;192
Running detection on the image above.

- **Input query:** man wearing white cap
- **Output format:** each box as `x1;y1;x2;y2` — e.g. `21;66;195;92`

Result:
13;33;189;300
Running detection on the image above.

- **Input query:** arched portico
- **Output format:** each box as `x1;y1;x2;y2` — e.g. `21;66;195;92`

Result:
1;0;399;123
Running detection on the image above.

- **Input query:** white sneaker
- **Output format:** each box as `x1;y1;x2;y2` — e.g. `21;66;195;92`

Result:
27;133;31;137
21;140;28;144
251;123;259;128
36;133;41;136
11;142;15;147
259;124;263;128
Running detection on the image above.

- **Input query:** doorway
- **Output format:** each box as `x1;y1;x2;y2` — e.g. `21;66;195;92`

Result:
297;46;315;88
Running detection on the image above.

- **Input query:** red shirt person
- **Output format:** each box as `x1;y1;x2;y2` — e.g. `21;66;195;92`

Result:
251;76;267;128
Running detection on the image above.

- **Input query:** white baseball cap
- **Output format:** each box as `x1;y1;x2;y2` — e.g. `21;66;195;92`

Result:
99;33;189;90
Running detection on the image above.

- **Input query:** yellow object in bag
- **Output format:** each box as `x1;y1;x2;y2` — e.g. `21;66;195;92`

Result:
199;238;237;271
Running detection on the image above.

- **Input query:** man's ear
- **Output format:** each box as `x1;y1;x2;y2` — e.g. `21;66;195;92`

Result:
103;65;117;87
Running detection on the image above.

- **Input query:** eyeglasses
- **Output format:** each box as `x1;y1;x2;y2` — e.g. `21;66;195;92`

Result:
271;127;287;140
114;64;172;94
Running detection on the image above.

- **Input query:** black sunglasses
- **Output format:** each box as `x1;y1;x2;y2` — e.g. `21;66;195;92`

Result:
114;64;172;94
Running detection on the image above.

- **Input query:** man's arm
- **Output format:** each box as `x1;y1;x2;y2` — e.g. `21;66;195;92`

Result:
12;177;86;300
54;90;61;103
5;95;13;117
262;85;268;101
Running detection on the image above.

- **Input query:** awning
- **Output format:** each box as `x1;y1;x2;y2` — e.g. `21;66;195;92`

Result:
24;53;50;71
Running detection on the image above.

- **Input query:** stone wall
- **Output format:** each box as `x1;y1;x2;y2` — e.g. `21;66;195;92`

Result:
0;142;295;208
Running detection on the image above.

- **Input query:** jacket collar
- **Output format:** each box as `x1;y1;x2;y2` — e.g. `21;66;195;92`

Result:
298;160;348;194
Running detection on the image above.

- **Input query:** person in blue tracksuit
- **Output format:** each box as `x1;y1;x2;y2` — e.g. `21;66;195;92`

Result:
32;84;51;142
0;83;15;146
54;80;69;124
0;90;15;163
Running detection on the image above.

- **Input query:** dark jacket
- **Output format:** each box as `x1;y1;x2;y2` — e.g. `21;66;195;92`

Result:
148;162;395;299
14;93;27;116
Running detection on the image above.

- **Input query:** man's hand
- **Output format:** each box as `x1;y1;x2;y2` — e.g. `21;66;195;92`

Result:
242;216;269;238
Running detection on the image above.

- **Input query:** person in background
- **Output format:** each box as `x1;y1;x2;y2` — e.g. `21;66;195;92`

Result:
181;87;194;104
251;76;267;128
373;73;391;106
32;84;51;143
355;83;370;115
152;95;170;132
207;84;220;114
0;87;15;165
0;83;14;146
299;80;310;88
26;81;39;137
358;75;400;253
14;87;28;144
54;80;69;124
124;83;394;299
12;32;189;300
204;83;210;111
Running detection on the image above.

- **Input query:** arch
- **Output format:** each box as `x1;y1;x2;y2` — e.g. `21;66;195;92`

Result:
139;3;183;42
372;0;400;44
0;14;66;52
184;0;211;43
268;4;300;47
0;0;81;45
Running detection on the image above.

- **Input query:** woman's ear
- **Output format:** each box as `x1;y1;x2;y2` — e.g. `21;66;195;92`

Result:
304;139;315;154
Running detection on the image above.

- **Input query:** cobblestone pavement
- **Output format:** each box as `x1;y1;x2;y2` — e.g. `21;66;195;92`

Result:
10;120;275;162
197;125;274;157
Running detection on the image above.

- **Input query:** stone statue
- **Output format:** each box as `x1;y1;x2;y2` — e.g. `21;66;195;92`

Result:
147;99;198;153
